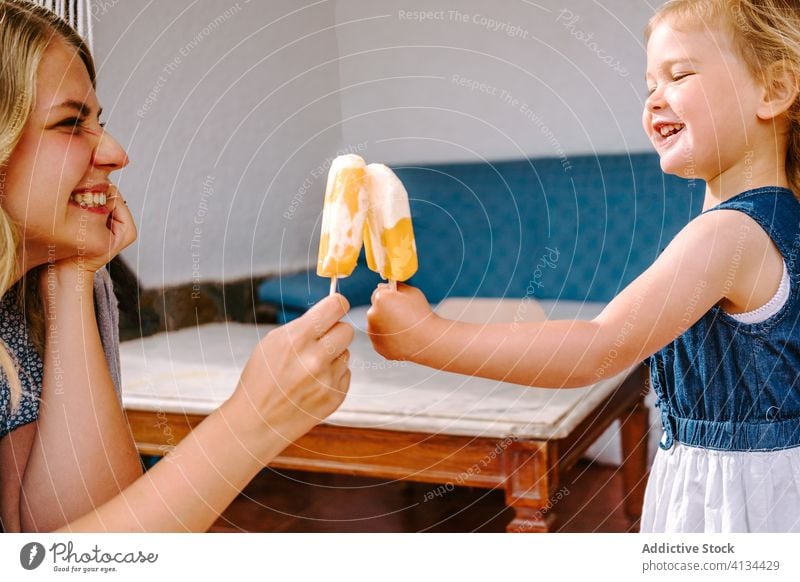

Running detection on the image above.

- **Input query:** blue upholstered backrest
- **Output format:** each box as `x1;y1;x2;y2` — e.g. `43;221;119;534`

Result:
258;152;703;317
398;152;701;303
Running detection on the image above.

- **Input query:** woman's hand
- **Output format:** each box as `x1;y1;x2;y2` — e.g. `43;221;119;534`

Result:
367;283;438;361
63;184;137;275
227;294;354;464
102;185;138;264
46;294;353;533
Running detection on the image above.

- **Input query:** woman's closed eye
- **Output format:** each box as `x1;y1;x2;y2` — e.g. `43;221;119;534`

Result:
53;117;105;134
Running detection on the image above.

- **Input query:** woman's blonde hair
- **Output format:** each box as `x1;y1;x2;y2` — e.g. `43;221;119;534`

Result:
0;0;96;411
646;0;800;194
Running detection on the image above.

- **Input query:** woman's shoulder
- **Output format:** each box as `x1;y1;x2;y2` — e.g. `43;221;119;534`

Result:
0;288;44;438
0;288;31;349
0;288;43;377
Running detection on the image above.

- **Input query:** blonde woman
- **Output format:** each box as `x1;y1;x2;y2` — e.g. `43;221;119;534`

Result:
0;0;353;532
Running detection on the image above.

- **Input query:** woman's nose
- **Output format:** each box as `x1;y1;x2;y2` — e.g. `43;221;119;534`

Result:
93;129;129;170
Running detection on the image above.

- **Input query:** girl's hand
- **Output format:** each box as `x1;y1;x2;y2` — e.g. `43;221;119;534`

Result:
228;294;354;463
367;283;437;361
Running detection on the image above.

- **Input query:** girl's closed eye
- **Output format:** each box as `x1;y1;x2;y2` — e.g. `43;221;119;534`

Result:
646;72;695;96
671;72;695;82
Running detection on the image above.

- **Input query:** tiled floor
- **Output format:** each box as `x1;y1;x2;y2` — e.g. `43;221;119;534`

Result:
209;459;642;533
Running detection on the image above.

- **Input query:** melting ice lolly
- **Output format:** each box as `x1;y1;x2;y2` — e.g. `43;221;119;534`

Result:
317;154;368;295
363;163;418;291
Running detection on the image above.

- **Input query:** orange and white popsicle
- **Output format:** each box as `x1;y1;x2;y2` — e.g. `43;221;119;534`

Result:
317;154;368;295
363;163;418;291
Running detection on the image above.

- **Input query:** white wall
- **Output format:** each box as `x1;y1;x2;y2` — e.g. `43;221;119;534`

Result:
93;0;344;288
335;0;655;165
92;0;657;288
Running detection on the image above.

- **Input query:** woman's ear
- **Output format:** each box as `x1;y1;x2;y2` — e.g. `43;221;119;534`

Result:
757;61;800;121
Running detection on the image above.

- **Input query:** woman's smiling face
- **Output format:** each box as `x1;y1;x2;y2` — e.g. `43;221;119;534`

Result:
1;38;128;272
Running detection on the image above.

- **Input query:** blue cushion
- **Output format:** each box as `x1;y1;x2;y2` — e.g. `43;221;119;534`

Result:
258;153;702;317
396;153;700;302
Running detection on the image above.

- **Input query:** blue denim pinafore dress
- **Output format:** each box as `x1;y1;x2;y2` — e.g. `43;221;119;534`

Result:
641;187;800;532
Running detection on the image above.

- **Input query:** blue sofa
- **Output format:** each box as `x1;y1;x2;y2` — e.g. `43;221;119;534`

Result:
259;153;701;319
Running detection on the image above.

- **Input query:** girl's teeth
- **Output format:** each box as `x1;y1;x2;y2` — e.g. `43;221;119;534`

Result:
659;124;684;137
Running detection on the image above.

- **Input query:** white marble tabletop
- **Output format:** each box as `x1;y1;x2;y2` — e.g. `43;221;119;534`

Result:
120;299;634;441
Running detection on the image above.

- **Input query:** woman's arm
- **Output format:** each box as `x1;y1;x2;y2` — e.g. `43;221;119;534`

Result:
368;210;771;387
0;422;36;531
58;294;353;532
20;263;142;531
19;192;141;530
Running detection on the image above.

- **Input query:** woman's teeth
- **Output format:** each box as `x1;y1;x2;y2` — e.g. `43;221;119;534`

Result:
71;192;107;207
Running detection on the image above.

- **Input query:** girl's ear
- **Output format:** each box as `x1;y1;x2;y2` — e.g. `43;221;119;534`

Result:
757;61;800;121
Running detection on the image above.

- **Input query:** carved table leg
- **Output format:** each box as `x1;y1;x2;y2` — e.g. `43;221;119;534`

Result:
620;366;650;525
502;441;558;532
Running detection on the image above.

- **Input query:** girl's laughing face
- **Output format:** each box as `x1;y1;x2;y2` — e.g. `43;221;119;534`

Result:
643;21;764;187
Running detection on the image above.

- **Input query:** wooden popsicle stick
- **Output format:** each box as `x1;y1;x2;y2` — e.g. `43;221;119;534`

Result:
389;280;397;292
329;276;338;296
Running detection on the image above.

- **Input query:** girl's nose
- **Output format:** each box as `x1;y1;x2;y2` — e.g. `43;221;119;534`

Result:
92;129;129;170
646;86;665;112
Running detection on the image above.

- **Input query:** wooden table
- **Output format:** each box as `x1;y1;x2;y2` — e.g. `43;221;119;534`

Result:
121;310;650;532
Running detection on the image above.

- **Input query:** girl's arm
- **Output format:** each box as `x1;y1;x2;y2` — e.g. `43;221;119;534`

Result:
368;210;772;387
58;294;353;532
